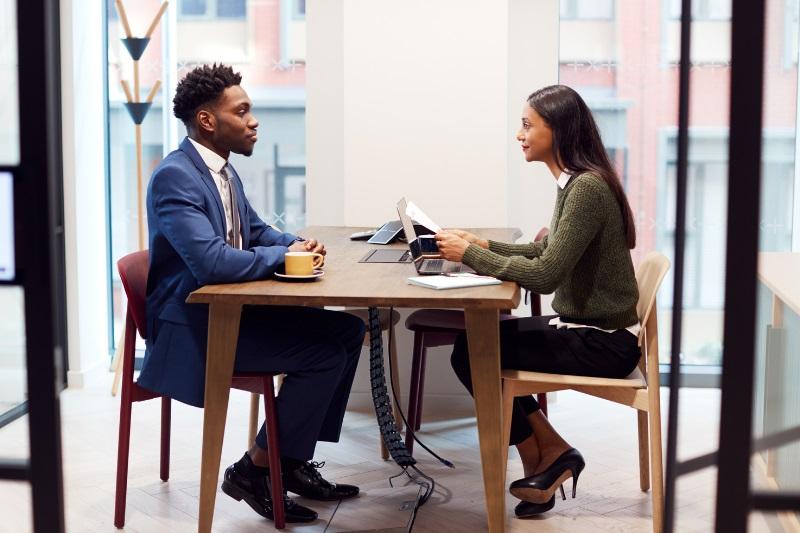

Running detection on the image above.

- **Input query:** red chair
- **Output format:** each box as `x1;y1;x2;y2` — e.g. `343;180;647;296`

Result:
403;228;550;454
114;250;287;529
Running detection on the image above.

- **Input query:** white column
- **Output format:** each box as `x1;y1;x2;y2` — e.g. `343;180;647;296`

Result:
305;0;346;225
306;0;559;405
793;25;800;252
61;0;111;387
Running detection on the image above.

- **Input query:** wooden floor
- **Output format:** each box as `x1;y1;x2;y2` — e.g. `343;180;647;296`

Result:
0;376;777;532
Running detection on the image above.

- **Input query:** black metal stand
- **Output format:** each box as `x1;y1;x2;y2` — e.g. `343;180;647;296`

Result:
367;307;435;506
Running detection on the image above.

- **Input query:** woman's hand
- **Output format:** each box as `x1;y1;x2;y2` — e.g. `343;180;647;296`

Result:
444;229;489;249
435;232;470;262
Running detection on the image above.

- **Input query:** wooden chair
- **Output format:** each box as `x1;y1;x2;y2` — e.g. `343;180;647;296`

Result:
114;251;288;529
500;251;670;533
402;228;550;455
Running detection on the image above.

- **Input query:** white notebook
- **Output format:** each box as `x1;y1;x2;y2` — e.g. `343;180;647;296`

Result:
407;274;502;290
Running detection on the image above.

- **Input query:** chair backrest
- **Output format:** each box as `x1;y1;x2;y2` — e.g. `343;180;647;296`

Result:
117;250;150;339
634;251;670;346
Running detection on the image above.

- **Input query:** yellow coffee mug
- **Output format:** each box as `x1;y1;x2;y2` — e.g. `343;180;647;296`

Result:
284;251;324;276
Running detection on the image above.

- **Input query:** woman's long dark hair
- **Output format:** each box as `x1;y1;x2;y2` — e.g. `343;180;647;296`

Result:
528;85;636;249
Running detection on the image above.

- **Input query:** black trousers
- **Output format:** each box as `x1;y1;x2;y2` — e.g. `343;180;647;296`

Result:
233;306;366;461
450;315;640;446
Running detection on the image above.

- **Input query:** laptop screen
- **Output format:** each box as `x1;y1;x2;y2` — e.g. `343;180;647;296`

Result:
396;198;422;260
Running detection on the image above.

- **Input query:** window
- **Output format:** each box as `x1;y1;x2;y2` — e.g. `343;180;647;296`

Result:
0;173;14;281
106;0;307;352
294;0;306;19
560;0;614;20
669;0;731;20
785;0;800;67
560;0;735;366
561;0;798;367
0;0;19;165
178;0;246;19
660;135;729;310
281;0;307;64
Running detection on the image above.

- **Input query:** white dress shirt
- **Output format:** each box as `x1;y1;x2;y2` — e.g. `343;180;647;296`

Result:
188;138;242;248
547;171;641;338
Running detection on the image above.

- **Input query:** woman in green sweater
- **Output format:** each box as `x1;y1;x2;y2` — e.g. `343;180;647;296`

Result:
435;85;640;518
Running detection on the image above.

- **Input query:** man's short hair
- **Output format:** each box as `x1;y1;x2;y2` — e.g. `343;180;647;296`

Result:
172;64;242;126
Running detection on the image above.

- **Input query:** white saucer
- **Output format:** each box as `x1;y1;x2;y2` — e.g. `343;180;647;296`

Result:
274;269;325;281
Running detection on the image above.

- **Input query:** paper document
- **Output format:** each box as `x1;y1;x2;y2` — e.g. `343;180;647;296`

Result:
407;274;501;290
405;201;442;233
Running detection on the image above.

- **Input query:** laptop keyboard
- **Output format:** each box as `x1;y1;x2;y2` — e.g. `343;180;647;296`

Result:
420;259;464;273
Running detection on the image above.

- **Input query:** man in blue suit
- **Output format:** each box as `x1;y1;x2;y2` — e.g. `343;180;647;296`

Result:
140;64;365;524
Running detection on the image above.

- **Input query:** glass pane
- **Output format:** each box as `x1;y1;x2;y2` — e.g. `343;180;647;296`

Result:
0;482;31;532
0;286;28;432
705;0;732;20
750;512;792;532
674;467;718;530
217;0;245;18
175;0;307;231
0;172;13;281
0;0;20;165
750;0;800;514
560;0;731;366
576;0;613;19
180;0;206;16
106;0;308;345
107;0;165;351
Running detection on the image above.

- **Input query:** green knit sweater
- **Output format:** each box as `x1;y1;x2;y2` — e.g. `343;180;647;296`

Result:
462;172;639;330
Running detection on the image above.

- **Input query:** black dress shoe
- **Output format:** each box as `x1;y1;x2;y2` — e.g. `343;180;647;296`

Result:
510;448;585;504
283;461;360;501
221;463;318;523
514;495;555;518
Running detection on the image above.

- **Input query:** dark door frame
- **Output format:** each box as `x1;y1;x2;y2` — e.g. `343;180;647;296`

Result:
663;0;800;531
0;1;68;532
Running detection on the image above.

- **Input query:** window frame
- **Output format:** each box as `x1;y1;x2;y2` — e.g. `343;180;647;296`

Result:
177;0;247;21
559;0;615;21
293;0;306;21
280;0;306;65
668;0;732;20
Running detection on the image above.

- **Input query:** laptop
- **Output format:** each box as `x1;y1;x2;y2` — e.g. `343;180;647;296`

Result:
397;198;475;275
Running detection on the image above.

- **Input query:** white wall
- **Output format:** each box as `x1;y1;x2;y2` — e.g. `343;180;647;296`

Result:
307;0;559;409
61;0;110;387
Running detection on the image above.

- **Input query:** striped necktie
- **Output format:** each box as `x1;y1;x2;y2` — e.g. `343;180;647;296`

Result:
219;166;241;249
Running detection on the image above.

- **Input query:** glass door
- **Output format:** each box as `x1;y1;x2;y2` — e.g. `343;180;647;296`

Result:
0;1;67;532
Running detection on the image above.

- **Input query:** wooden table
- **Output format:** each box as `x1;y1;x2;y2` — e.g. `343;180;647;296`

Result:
756;252;800;510
187;226;522;533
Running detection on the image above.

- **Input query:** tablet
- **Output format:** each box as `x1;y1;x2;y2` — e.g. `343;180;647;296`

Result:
367;220;404;244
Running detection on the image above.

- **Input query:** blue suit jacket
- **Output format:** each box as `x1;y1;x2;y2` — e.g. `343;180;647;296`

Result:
138;137;298;407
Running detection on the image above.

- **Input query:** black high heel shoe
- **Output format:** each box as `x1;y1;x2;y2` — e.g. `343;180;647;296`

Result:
514;495;556;518
509;448;585;504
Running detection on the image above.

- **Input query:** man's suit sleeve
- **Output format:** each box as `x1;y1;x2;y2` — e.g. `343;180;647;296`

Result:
151;165;288;285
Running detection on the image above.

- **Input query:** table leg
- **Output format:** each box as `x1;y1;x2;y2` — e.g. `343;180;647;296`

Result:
464;308;505;533
198;302;242;533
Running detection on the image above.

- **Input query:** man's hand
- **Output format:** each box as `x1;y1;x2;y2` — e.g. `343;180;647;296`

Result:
288;238;326;256
444;229;488;249
435;232;470;263
302;238;326;256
